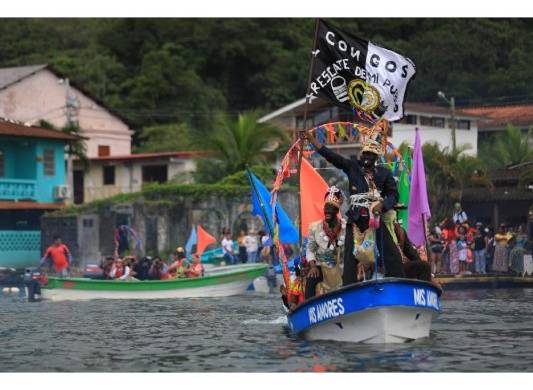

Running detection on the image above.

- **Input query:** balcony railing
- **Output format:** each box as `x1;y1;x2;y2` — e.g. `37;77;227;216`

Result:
0;179;37;200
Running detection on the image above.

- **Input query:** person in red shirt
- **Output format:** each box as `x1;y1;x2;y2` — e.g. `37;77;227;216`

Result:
39;235;72;277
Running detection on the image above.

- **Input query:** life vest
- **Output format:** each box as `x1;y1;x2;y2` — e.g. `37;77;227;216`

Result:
113;266;124;279
188;263;203;278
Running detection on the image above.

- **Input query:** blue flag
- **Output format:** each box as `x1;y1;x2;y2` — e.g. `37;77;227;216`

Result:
249;173;299;244
185;226;197;256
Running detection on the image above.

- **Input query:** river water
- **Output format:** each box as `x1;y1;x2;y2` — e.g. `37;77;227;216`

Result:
1;288;532;372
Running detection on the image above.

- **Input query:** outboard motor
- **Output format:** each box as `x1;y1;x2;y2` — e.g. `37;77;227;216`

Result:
266;265;277;292
23;268;47;302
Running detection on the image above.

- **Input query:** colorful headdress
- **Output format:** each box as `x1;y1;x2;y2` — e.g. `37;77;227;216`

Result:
362;138;384;156
324;186;344;208
360;119;388;156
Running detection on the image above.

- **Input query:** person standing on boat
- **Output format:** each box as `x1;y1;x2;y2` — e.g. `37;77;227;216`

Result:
305;186;347;299
39;235;72;278
305;131;404;285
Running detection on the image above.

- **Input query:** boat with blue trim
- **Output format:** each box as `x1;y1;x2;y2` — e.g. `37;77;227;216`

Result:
287;277;442;344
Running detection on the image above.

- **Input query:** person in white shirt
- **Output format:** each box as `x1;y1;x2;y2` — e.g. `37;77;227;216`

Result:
243;231;259;263
452;202;468;225
221;231;236;265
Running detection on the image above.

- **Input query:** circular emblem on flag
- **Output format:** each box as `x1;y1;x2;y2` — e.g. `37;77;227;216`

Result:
347;79;380;114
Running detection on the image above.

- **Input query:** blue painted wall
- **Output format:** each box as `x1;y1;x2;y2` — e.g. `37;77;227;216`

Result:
0;136;66;203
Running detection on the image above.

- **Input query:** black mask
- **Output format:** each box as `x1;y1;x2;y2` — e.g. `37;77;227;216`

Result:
361;152;377;168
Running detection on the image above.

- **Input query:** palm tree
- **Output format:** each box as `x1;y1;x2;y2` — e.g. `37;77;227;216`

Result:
194;111;289;183
422;142;491;223
479;124;533;169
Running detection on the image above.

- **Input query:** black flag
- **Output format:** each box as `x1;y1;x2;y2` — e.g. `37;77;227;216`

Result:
308;19;416;122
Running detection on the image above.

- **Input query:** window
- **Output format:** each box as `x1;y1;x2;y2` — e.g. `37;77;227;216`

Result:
399;114;417;125
419;116;432;126
457;120;471;130
98;145;110;157
43;149;55;176
0;150;4;177
296;115;315;130
103;166;115;185
142;165;168;184
431;117;445;128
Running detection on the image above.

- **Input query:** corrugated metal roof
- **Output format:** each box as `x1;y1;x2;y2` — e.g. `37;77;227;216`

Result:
462;104;533;129
0;201;64;210
0;118;81;141
89;151;206;162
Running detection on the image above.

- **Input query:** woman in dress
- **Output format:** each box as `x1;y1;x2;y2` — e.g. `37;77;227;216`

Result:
492;225;512;273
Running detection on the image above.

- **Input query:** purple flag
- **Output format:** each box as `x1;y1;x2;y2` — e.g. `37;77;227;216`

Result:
408;128;431;246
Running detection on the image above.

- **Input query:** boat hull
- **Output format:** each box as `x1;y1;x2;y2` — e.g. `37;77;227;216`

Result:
287;278;442;344
41;263;267;301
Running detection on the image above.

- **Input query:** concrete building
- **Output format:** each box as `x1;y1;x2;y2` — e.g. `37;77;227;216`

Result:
0;118;80;268
0;64;133;158
259;97;483;158
78;152;201;204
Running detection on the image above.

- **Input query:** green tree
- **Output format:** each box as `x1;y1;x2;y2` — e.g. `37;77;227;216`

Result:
134;122;195;153
194;111;289;183
479;124;533;169
422;142;491;223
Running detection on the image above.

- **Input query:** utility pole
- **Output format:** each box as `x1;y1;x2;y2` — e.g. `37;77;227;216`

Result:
438;91;456;152
63;78;80;205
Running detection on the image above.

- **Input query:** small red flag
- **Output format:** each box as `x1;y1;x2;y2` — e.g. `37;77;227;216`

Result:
196;225;216;256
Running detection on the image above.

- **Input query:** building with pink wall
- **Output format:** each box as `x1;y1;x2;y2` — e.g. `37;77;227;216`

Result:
0;64;133;158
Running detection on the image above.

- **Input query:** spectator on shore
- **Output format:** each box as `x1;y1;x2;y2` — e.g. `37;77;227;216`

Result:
244;231;259;263
429;229;444;274
221;230;236;265
473;223;488;274
452;203;468;225
457;226;469;274
237;230;248;263
492;225;513;273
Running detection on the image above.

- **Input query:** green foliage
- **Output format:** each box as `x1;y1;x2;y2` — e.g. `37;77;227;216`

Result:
46;182;250;217
193;111;289;183
478;124;533;169
5;18;533;135
422;142;491;223
134;122;195;153
218;165;276;186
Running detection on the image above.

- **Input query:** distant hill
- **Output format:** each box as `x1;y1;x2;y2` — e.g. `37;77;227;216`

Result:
1;18;532;132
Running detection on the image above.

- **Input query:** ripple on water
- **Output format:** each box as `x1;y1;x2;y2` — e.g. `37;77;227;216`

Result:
1;289;533;372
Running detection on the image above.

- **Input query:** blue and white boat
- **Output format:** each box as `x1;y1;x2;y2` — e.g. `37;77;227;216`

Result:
287;278;442;344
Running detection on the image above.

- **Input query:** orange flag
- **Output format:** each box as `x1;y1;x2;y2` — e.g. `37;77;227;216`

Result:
300;158;328;237
196;225;216;256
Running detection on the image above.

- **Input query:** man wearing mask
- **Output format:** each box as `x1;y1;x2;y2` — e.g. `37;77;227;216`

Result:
305;186;347;299
305;129;403;285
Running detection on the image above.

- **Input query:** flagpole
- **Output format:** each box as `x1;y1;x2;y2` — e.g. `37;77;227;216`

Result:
245;167;279;265
297;17;321;252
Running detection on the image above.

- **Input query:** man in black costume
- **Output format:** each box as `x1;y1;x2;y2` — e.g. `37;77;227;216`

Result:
305;130;405;285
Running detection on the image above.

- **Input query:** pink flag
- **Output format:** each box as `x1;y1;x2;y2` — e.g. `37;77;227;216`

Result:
408;128;431;246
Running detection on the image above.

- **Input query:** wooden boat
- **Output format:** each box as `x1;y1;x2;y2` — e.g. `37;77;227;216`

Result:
40;263;267;301
287;278;442;344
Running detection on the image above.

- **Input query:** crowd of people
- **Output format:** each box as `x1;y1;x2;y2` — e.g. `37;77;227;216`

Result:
428;203;532;276
97;247;205;281
224;228;281;265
